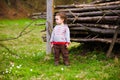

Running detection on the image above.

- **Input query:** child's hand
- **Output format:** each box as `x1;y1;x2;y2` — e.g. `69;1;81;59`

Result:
66;44;69;48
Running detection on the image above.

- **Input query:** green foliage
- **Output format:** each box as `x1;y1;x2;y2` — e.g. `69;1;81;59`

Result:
0;19;120;80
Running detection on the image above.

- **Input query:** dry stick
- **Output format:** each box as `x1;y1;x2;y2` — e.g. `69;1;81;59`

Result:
94;2;108;23
0;43;18;57
67;5;119;24
68;10;78;23
97;9;120;23
108;7;120;17
70;26;119;34
106;26;119;58
95;6;120;40
0;20;45;56
85;34;91;38
96;13;106;23
91;0;117;4
92;0;120;6
66;10;120;17
68;24;118;29
56;5;120;13
68;16;119;23
92;34;99;39
106;16;120;57
55;1;120;9
0;20;36;41
94;4;107;23
70;38;113;43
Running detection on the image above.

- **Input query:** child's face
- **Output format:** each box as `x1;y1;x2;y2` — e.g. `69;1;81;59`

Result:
55;16;64;25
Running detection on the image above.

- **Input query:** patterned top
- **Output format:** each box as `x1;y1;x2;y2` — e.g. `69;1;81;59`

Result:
50;24;70;45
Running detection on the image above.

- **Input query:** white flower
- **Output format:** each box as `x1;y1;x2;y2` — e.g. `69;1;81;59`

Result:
19;65;22;67
12;64;14;67
16;65;22;69
30;69;33;71
10;67;12;70
61;68;64;71
6;70;8;73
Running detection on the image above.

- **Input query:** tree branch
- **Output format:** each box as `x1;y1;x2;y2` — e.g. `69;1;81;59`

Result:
0;20;43;41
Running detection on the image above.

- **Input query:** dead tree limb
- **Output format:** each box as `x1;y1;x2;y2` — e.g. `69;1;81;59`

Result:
91;0;119;4
67;16;120;24
0;43;18;56
106;25;120;57
70;26;120;34
56;5;120;13
0;20;36;41
71;38;120;43
70;38;112;43
68;23;118;29
66;10;120;17
55;1;120;9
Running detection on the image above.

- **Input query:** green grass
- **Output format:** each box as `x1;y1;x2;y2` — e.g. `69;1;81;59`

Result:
0;19;120;80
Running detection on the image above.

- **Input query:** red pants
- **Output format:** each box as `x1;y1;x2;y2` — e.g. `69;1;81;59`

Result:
53;44;69;64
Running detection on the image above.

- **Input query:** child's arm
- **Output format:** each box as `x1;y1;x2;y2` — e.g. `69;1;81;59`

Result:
65;26;70;47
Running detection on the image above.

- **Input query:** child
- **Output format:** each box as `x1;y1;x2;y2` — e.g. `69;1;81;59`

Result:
50;12;70;66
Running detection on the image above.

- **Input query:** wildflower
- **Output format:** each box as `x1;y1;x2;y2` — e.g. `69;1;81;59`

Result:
10;61;14;67
12;64;14;67
10;67;12;70
16;65;22;69
30;69;33;71
6;69;8;73
61;68;64;71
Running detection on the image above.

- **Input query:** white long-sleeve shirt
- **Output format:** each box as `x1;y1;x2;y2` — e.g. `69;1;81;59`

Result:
50;24;70;45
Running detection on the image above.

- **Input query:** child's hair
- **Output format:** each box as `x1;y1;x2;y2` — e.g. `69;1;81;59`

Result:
55;12;67;24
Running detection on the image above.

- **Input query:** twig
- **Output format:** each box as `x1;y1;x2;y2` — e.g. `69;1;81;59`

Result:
68;10;79;23
0;43;19;57
0;20;36;41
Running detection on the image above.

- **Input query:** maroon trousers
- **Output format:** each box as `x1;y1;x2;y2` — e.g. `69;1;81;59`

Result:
53;44;69;64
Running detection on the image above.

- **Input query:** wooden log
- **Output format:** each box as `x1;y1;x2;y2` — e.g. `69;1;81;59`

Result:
66;10;120;17
70;31;89;38
107;27;119;57
95;0;120;6
70;34;113;39
91;0;119;4
70;32;119;38
55;1;120;9
70;31;89;34
67;16;120;24
70;38;120;43
55;4;93;9
68;23;118;29
55;5;120;13
70;26;120;34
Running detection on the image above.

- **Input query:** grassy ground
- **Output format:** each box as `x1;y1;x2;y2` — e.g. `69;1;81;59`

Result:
0;19;120;80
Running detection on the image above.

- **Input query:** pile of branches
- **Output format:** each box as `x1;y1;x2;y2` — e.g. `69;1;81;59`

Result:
55;0;120;44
